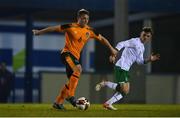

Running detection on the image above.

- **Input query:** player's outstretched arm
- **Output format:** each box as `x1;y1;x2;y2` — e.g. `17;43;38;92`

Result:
99;34;118;56
144;53;160;64
32;25;60;35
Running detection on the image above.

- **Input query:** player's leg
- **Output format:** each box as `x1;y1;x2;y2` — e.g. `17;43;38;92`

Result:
103;66;130;110
53;53;72;110
54;83;70;109
103;92;122;110
66;64;82;107
116;82;130;95
61;53;81;107
53;52;79;109
109;66;130;95
108;82;130;104
95;80;117;91
103;82;129;110
54;63;73;106
95;66;129;91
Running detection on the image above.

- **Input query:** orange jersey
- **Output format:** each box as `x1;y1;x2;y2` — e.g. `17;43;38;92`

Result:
57;23;102;60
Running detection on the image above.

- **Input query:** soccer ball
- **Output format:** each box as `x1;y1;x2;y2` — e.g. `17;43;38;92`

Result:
76;97;90;110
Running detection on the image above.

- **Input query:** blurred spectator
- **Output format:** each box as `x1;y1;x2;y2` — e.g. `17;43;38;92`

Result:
0;62;13;103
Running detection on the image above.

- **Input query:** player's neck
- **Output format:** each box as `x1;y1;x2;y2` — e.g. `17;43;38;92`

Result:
140;38;145;44
77;22;87;28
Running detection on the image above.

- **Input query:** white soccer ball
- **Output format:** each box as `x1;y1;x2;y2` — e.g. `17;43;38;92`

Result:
76;97;90;110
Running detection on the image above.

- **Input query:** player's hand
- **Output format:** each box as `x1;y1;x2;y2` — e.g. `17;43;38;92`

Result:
150;53;160;61
109;55;116;64
111;48;118;57
32;29;40;35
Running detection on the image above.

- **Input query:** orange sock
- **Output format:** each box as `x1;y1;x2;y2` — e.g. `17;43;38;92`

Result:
68;71;80;97
55;84;69;104
55;71;80;104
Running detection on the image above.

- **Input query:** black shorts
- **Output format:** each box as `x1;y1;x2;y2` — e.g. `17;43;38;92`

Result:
61;52;80;78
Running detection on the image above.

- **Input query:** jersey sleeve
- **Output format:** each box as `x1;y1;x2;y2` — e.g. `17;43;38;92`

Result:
57;24;71;32
116;38;136;51
89;28;102;41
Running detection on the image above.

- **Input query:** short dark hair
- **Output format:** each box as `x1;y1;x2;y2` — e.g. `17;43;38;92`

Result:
77;9;89;17
142;27;153;35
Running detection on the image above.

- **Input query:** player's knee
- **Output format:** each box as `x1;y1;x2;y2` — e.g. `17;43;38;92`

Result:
115;83;129;96
73;65;82;74
73;69;81;78
77;65;82;73
123;88;129;95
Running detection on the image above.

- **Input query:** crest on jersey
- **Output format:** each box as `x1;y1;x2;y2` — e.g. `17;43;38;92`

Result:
86;32;90;39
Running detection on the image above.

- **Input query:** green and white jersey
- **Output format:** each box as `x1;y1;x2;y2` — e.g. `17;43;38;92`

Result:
115;37;145;71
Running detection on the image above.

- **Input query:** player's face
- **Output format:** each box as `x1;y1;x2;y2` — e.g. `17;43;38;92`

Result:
77;14;89;27
140;31;152;44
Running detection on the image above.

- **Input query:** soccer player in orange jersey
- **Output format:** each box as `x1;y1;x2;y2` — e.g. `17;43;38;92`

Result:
33;9;117;110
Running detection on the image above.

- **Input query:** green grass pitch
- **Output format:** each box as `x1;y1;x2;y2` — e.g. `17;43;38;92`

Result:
0;104;180;117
